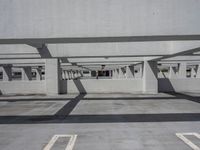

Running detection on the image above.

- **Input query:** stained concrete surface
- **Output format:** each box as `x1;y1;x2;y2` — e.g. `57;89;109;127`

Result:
0;93;200;150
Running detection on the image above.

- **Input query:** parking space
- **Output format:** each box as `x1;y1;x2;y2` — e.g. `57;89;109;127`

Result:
0;93;200;150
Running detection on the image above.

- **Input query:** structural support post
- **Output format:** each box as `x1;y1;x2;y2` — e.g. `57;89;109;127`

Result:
115;69;119;79
45;59;61;95
169;66;177;78
191;67;196;78
21;67;32;80
143;60;158;94
68;71;72;80
112;70;116;79
178;62;187;78
65;70;69;80
126;65;134;78
36;68;42;80
196;65;200;78
118;68;124;78
2;66;12;81
62;70;65;80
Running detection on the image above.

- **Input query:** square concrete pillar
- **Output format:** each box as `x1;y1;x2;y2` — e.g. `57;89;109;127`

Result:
65;71;69;80
2;66;12;81
112;69;116;79
178;62;187;78
70;71;73;78
45;59;61;95
21;67;32;80
135;66;142;78
62;70;65;80
191;67;196;78
169;66;177;78
80;71;83;77
74;71;78;78
36;68;42;80
143;60;158;94
114;69;119;79
126;66;134;78
196;65;200;78
68;71;72;80
118;68;124;78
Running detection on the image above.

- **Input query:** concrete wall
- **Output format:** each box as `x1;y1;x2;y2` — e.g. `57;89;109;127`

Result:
158;78;200;93
1;78;200;95
0;81;46;95
60;79;143;94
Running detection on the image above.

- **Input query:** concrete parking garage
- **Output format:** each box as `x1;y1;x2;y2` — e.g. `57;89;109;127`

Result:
0;0;200;149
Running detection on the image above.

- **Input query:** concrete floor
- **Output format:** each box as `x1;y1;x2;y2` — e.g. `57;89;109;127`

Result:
0;92;200;150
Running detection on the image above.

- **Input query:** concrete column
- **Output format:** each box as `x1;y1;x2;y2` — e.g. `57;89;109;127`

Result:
62;70;65;80
114;69;119;79
68;71;72;80
135;66;142;78
126;65;134;78
178;62;187;78
74;71;78;78
80;71;83;77
196;65;200;78
158;69;164;78
71;71;75;79
21;67;32;80
169;66;176;78
118;68;124;78
64;70;69;80
1;66;12;81
191;67;196;78
143;60;158;94
112;70;116;79
77;71;82;78
36;68;42;80
45;59;61;95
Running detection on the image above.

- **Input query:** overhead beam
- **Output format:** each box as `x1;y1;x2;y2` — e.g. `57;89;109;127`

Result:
0;59;45;64
1;35;200;45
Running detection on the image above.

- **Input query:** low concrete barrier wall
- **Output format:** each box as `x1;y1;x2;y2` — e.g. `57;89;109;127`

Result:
158;78;200;92
0;81;46;95
1;78;200;95
60;79;143;94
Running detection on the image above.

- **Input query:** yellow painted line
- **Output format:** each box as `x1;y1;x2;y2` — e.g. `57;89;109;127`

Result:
43;134;77;150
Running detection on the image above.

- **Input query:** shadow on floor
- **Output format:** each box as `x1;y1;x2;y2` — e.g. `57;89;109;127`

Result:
166;92;200;104
0;92;199;124
55;94;86;117
0;94;200;102
0;113;199;124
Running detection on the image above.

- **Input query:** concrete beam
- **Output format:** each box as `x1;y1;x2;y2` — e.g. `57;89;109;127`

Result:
0;59;45;64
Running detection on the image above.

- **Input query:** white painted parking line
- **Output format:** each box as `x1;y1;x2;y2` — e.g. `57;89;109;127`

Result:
176;133;200;150
43;134;77;150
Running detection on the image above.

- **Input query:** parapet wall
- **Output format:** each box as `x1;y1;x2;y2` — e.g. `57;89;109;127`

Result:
158;78;200;93
0;79;200;95
60;79;143;94
0;81;46;95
